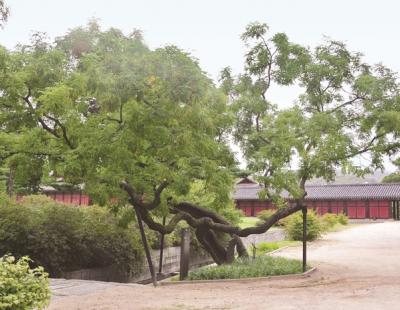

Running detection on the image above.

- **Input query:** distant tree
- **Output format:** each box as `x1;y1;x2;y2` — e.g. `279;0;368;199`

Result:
0;0;9;28
382;173;400;183
382;158;400;183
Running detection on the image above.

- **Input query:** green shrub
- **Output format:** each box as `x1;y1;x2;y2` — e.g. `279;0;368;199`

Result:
320;213;339;231
187;256;305;280
257;210;275;221
0;255;50;310
337;213;349;225
256;242;279;255
0;195;144;276
285;210;321;241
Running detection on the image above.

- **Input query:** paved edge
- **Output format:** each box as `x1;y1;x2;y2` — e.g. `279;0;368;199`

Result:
159;267;317;286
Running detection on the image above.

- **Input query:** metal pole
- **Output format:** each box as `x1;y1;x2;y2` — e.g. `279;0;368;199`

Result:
158;216;166;274
134;205;157;286
302;206;307;273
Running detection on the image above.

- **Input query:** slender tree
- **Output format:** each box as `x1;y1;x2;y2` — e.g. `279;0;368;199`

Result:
222;22;400;216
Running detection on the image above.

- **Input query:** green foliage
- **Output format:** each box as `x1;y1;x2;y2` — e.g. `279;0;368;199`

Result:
257;209;274;221
337;213;349;225
285;211;321;241
0;20;236;225
238;216;261;229
0;255;50;310
187;256;305;280
256;242;279;254
223;21;400;214
255;241;300;256
382;173;400;183
320;213;340;230
320;213;348;230
257;209;287;226
0;195;143;276
0;0;9;28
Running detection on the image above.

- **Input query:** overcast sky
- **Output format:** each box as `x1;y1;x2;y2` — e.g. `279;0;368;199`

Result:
3;0;400;108
1;0;399;172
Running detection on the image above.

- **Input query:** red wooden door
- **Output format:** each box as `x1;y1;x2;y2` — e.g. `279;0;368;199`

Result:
379;201;390;218
356;201;366;218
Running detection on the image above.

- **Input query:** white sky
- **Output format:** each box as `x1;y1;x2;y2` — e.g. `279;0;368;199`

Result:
1;0;399;172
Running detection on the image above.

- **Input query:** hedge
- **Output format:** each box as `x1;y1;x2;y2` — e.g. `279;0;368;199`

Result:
0;195;144;276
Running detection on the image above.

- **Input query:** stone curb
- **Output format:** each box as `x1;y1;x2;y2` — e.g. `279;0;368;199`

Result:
159;267;317;286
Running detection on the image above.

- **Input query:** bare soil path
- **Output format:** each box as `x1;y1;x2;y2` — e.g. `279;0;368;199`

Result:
49;221;400;310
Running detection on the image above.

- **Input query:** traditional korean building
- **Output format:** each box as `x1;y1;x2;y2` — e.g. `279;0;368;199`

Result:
234;178;400;220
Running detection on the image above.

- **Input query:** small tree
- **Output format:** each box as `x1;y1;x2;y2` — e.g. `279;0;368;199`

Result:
221;22;400;227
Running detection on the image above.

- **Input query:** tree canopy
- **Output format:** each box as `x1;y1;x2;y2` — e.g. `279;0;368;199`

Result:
1;21;400;265
222;22;400;206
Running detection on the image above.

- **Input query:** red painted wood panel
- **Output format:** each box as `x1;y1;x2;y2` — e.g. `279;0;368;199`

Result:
370;206;379;218
347;207;357;219
55;193;64;202
356;207;366;218
80;195;90;205
379;206;389;219
71;194;81;205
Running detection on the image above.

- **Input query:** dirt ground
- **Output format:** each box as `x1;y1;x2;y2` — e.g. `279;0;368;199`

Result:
49;221;400;310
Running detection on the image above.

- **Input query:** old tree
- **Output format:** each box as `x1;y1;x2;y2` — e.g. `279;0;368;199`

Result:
1;22;400;265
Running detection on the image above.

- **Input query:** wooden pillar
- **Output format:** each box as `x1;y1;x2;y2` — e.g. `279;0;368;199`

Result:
302;206;307;273
179;228;190;280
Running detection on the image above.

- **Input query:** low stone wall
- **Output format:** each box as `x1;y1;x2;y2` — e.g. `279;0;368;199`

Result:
63;246;213;283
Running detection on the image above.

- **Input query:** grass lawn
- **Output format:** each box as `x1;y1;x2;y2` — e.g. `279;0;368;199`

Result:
187;256;306;280
254;240;300;255
238;216;260;228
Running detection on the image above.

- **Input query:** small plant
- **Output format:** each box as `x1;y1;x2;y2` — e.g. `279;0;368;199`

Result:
285;210;321;241
337;213;349;225
320;213;339;231
256;242;280;255
187;256;306;280
0;255;51;310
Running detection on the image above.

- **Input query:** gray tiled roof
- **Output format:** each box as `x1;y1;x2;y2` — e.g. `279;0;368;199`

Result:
233;182;400;201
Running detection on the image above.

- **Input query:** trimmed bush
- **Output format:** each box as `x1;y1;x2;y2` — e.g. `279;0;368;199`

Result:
337;213;349;225
257;209;289;226
187;256;305;280
320;213;339;231
285;210;321;241
0;195;143;276
0;255;50;310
